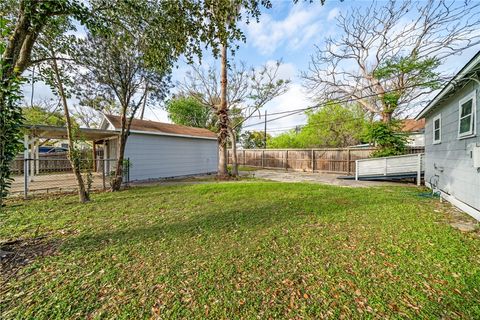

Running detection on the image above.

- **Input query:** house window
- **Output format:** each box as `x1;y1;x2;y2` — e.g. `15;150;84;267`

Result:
433;114;441;144
458;91;476;138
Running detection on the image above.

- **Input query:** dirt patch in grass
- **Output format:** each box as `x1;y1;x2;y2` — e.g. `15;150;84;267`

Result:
431;200;479;235
0;236;61;282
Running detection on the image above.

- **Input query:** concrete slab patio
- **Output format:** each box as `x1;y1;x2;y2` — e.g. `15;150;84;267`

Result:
10;173;106;196
247;169;415;187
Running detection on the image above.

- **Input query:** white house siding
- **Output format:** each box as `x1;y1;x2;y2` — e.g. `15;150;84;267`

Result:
104;138;118;174
123;133;218;181
407;133;425;147
424;81;480;212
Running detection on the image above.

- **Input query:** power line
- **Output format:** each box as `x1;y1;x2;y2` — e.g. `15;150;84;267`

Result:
242;76;453;129
251;98;435;136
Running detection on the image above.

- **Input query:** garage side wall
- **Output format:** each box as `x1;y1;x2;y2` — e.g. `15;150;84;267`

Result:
124;133;218;181
424;81;480;212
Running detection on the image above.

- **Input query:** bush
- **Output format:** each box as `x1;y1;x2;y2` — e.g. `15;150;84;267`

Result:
364;121;407;157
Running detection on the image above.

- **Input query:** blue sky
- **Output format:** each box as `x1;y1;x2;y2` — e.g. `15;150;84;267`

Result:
23;0;480;134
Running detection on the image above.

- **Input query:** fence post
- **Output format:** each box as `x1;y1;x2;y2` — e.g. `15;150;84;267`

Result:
23;134;29;199
417;153;422;186
355;160;359;181
23;158;28;199
243;150;246;166
347;149;351;175
285;150;288;171
384;158;388;176
92;142;97;172
35;139;39;175
102;158;106;191
29;138;35;181
261;150;265;168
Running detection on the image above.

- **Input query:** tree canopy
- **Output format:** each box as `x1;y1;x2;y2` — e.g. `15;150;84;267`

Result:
22;104;66;127
166;96;214;130
240;130;271;149
268;103;368;149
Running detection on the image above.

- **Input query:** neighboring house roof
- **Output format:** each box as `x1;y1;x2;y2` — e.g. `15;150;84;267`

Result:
401;118;425;133
103;114;217;140
416;50;480;119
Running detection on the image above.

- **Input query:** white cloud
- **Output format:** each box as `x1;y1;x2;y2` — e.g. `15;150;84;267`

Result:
327;8;339;21
245;4;326;55
143;107;170;123
262;60;297;80
243;83;313;135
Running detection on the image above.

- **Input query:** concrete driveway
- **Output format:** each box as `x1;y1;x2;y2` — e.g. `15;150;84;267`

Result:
245;169;414;187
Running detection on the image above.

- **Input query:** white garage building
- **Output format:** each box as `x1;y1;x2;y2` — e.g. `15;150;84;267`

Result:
101;114;218;181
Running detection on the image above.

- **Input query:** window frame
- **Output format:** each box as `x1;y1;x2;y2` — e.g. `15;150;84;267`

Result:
432;114;441;144
458;91;476;139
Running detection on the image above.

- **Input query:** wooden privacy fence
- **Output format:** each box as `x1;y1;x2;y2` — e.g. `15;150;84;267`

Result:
228;147;424;175
10;150;105;175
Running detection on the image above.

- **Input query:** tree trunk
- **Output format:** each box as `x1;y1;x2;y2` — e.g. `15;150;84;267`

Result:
217;43;229;178
52;57;89;203
228;127;238;176
382;111;393;123
111;118;128;191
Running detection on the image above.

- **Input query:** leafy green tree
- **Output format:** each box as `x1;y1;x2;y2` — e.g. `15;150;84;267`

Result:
166;95;244;135
166;96;214;131
0;16;23;206
22;104;66;127
31;15;94;202
1;0;313;198
267;130;302;149
75;23;172;191
373;56;441;122
268;103;368;148
0;0;109;204
299;103;367;147
240;130;271;149
364;121;407;157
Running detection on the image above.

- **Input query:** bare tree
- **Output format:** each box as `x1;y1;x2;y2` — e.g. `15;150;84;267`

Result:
179;60;290;176
302;0;480;122
73;105;103;129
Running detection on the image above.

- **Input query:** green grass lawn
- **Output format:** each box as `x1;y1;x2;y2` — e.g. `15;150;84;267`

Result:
1;181;479;319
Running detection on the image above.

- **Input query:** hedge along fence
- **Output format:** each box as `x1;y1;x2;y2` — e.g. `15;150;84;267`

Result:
228;147;425;175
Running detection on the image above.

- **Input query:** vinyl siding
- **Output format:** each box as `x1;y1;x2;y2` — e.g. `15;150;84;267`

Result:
123;133;218;181
424;80;480;211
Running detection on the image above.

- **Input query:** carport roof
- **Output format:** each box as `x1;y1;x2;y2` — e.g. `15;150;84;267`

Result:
25;125;119;140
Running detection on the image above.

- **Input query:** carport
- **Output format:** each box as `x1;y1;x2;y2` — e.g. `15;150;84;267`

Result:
17;125;119;196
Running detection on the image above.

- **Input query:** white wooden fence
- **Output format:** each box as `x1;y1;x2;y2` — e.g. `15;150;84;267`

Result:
355;153;424;185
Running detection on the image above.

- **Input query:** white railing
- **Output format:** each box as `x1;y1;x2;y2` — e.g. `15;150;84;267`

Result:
355;153;424;186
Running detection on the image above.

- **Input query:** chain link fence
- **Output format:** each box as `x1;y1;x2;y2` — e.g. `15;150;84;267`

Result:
10;157;130;198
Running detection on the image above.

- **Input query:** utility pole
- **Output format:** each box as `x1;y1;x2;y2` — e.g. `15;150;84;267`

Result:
263;110;267;149
140;81;148;120
30;65;35;107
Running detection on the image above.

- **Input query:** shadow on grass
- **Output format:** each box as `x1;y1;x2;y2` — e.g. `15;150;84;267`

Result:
61;197;365;253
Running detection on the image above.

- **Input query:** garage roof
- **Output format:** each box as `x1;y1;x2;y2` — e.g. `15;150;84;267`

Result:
104;114;217;140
